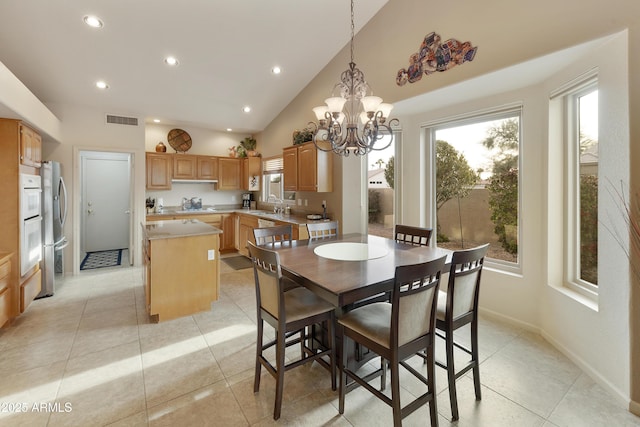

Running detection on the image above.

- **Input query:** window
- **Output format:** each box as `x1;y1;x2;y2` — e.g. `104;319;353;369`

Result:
261;156;295;203
571;86;599;290
430;108;521;266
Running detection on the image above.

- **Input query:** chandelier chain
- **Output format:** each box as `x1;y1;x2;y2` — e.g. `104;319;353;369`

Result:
350;0;355;64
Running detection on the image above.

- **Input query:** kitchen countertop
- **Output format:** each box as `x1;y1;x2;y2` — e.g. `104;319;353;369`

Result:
146;207;331;226
143;219;223;240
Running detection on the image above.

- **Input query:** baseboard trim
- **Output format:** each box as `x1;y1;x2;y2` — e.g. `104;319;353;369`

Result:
478;306;540;334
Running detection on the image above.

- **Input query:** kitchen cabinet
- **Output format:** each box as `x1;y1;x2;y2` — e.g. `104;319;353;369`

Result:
142;220;221;322
173;154;198;179
0;118;43;324
221;214;236;252
218;157;241;190
283;146;298;191
198;156;219;180
241;156;262;190
19;123;42;168
20;269;41;313
237;214;259;257
283;141;332;192
0;253;11;328
146;152;172;190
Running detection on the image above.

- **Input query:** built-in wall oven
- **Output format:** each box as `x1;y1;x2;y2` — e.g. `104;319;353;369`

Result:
20;173;42;277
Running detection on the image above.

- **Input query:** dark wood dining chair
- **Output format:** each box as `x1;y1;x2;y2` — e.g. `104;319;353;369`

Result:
338;256;446;427
423;243;489;421
395;224;433;247
248;241;337;420
253;225;300;291
306;220;339;239
253;224;293;247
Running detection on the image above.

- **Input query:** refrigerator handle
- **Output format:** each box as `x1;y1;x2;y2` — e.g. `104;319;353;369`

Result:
58;176;68;228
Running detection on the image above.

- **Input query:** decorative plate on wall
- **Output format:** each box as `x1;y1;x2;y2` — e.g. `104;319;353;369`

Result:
167;128;192;152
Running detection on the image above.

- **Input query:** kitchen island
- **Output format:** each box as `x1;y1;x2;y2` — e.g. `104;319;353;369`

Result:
142;219;222;322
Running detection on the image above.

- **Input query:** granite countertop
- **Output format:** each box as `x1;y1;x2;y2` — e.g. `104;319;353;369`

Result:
146;207;331;226
143;219;223;240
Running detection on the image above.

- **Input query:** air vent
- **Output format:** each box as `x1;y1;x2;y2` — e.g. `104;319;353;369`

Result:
105;114;139;126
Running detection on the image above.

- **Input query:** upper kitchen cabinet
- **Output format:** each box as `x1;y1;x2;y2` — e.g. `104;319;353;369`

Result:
283;146;298;191
218;157;241;190
284;141;332;192
172;154;198;179
19;123;42;168
197;156;219;180
146;152;172;190
241;156;261;191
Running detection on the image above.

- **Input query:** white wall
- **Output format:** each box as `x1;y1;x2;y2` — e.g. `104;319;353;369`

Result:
42;103;146;273
541;32;630;401
395;31;630;403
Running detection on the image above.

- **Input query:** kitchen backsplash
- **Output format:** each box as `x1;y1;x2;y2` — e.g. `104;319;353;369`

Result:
146;182;246;208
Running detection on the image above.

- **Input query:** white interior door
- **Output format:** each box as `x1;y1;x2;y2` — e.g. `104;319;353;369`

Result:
81;152;131;253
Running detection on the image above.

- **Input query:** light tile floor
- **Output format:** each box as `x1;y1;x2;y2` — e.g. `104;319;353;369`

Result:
0;260;638;426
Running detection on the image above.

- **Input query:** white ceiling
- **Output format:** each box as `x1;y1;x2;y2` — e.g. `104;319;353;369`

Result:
0;0;388;134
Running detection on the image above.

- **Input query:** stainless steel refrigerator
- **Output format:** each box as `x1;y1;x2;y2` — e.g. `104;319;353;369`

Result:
38;161;68;298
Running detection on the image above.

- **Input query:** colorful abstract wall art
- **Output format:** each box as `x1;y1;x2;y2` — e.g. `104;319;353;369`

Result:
396;32;478;86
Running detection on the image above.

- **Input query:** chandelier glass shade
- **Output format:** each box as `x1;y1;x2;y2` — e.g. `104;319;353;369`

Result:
309;0;399;157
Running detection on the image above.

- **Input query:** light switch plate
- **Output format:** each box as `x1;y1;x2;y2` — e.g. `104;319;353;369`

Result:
208;250;215;260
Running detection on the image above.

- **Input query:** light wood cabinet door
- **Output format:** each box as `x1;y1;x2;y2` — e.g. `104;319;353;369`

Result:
241;157;262;190
237;214;259;257
297;142;318;191
221;214;236;252
19;124;42;168
0;256;11;328
218;158;241;190
173;154;197;179
197;156;219;180
146;153;172;190
283;146;298;191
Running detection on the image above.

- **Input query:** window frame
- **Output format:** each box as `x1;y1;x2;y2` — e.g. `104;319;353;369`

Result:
562;81;599;298
424;105;523;273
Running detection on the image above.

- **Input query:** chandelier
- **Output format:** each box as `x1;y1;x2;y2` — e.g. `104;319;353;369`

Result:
308;0;399;157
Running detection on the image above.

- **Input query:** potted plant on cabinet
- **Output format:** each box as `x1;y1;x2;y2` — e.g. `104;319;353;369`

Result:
240;137;258;157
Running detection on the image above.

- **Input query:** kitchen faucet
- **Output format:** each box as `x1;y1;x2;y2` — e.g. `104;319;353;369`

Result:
267;195;284;214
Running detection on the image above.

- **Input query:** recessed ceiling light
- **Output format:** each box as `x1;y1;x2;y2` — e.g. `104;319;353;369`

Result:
83;15;103;28
272;66;281;75
164;56;179;66
95;80;109;89
242;106;251;113
226;128;233;132
153;119;161;123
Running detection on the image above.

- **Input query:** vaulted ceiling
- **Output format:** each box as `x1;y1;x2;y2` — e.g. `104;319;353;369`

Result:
0;0;389;133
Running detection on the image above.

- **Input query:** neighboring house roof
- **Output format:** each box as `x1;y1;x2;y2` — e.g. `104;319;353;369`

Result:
368;168;390;188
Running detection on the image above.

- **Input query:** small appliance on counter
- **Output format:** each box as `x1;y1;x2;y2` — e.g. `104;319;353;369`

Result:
156;197;164;213
242;193;253;209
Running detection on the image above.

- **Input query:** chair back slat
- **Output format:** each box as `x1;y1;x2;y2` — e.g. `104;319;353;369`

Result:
392;256;446;346
254;224;293;247
394;224;433;247
307;221;339;239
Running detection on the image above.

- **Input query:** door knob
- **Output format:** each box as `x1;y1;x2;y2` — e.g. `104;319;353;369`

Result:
125;210;131;214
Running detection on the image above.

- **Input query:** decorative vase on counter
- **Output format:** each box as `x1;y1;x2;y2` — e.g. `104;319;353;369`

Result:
155;142;167;152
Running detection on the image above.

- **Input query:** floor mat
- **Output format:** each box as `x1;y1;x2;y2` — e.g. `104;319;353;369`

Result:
223;256;253;270
80;249;123;270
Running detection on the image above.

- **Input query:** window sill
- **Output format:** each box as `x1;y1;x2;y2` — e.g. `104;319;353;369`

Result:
549;283;599;312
